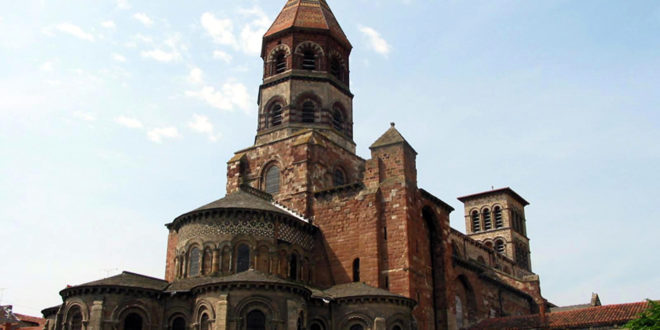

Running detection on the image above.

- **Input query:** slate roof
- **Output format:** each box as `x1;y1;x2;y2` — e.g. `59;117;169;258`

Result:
469;301;654;329
264;0;351;48
324;282;407;299
71;271;169;291
369;123;417;154
166;269;303;292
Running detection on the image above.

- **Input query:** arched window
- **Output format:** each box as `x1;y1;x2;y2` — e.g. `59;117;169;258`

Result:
269;104;282;127
352;258;360;282
123;313;142;330
171;317;185;330
289;254;298;280
302;50;316;70
332;107;344;131
200;314;210;330
392;326;402;330
333;168;345;186
188;247;200;277
483;208;492;230
455;295;464;329
471;211;480;232
246;310;266;330
236;244;250;272
494;206;503;228
274;53;286;74
495;240;505;254
296;312;304;330
68;307;82;330
349;325;364;330
264;165;280;194
302;101;315;123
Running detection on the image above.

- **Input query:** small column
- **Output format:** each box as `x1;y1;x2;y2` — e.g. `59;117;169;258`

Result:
211;249;220;274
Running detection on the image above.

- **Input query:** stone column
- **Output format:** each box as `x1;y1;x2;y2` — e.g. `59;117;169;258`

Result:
88;301;103;330
374;317;386;330
214;296;228;330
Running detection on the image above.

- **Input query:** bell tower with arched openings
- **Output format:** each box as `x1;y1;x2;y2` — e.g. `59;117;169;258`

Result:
257;0;354;150
458;187;532;271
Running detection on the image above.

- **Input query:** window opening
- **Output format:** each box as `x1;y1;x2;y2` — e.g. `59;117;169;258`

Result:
302;101;315;123
200;314;210;330
246;310;266;330
393;326;402;330
188;247;200;277
352;258;360;282
124;313;142;330
332;108;344;131
494;207;503;228
483;208;492;230
455;296;464;329
270;104;282;127
69;309;82;330
289;254;298;280
330;57;341;79
302;50;316;70
310;323;323;330
236;244;250;272
275;53;286;74
349;325;364;330
172;317;185;330
264;165;280;194
471;211;480;232
333;168;345;186
202;248;212;275
495;240;505;254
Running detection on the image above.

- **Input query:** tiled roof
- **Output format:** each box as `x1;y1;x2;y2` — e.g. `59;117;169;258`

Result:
72;271;168;291
0;305;19;324
14;313;47;330
469;301;654;329
369;123;416;154
324;282;407;299
166;269;303;292
264;0;351;48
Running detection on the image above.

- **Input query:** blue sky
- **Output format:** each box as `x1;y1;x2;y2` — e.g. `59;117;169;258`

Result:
1;0;659;316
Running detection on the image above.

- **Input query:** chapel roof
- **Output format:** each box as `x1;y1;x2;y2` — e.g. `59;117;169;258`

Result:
264;0;351;48
166;269;305;292
324;282;408;299
70;271;169;291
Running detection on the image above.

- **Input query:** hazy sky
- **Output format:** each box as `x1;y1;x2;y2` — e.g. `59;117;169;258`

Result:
1;0;659;316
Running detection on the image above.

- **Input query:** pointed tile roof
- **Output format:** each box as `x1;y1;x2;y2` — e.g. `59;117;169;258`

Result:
369;122;417;154
264;0;351;48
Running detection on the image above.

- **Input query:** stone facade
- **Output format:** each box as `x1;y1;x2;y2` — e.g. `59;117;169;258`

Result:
43;1;548;329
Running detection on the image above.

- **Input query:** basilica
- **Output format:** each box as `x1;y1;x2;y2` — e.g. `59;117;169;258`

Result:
43;1;547;329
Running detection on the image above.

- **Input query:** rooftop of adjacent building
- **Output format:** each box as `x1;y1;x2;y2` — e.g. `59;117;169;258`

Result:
458;187;530;206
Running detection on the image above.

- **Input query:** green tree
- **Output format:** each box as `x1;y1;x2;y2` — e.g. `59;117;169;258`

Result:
624;300;660;329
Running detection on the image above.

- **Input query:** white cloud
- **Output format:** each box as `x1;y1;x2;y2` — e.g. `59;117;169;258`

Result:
141;49;180;62
54;23;95;41
73;111;96;121
358;25;391;57
212;50;232;63
147;127;181;143
237;6;270;56
101;21;116;29
201;12;237;48
133;13;154;27
188;114;220;142
188;67;204;84
114;116;143;129
112;53;127;62
40;61;54;72
185;82;251;114
116;0;130;10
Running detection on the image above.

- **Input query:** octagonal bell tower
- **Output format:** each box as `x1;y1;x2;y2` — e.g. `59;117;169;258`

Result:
257;0;354;152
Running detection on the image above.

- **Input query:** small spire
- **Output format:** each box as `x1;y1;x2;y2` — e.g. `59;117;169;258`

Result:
390;122;395;128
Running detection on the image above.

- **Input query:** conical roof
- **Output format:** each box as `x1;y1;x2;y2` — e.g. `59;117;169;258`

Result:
264;0;351;48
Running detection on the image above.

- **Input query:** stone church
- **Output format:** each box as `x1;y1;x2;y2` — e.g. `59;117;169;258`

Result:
43;1;547;329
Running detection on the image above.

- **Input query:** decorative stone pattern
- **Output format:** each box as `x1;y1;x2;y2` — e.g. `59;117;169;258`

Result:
177;216;275;246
